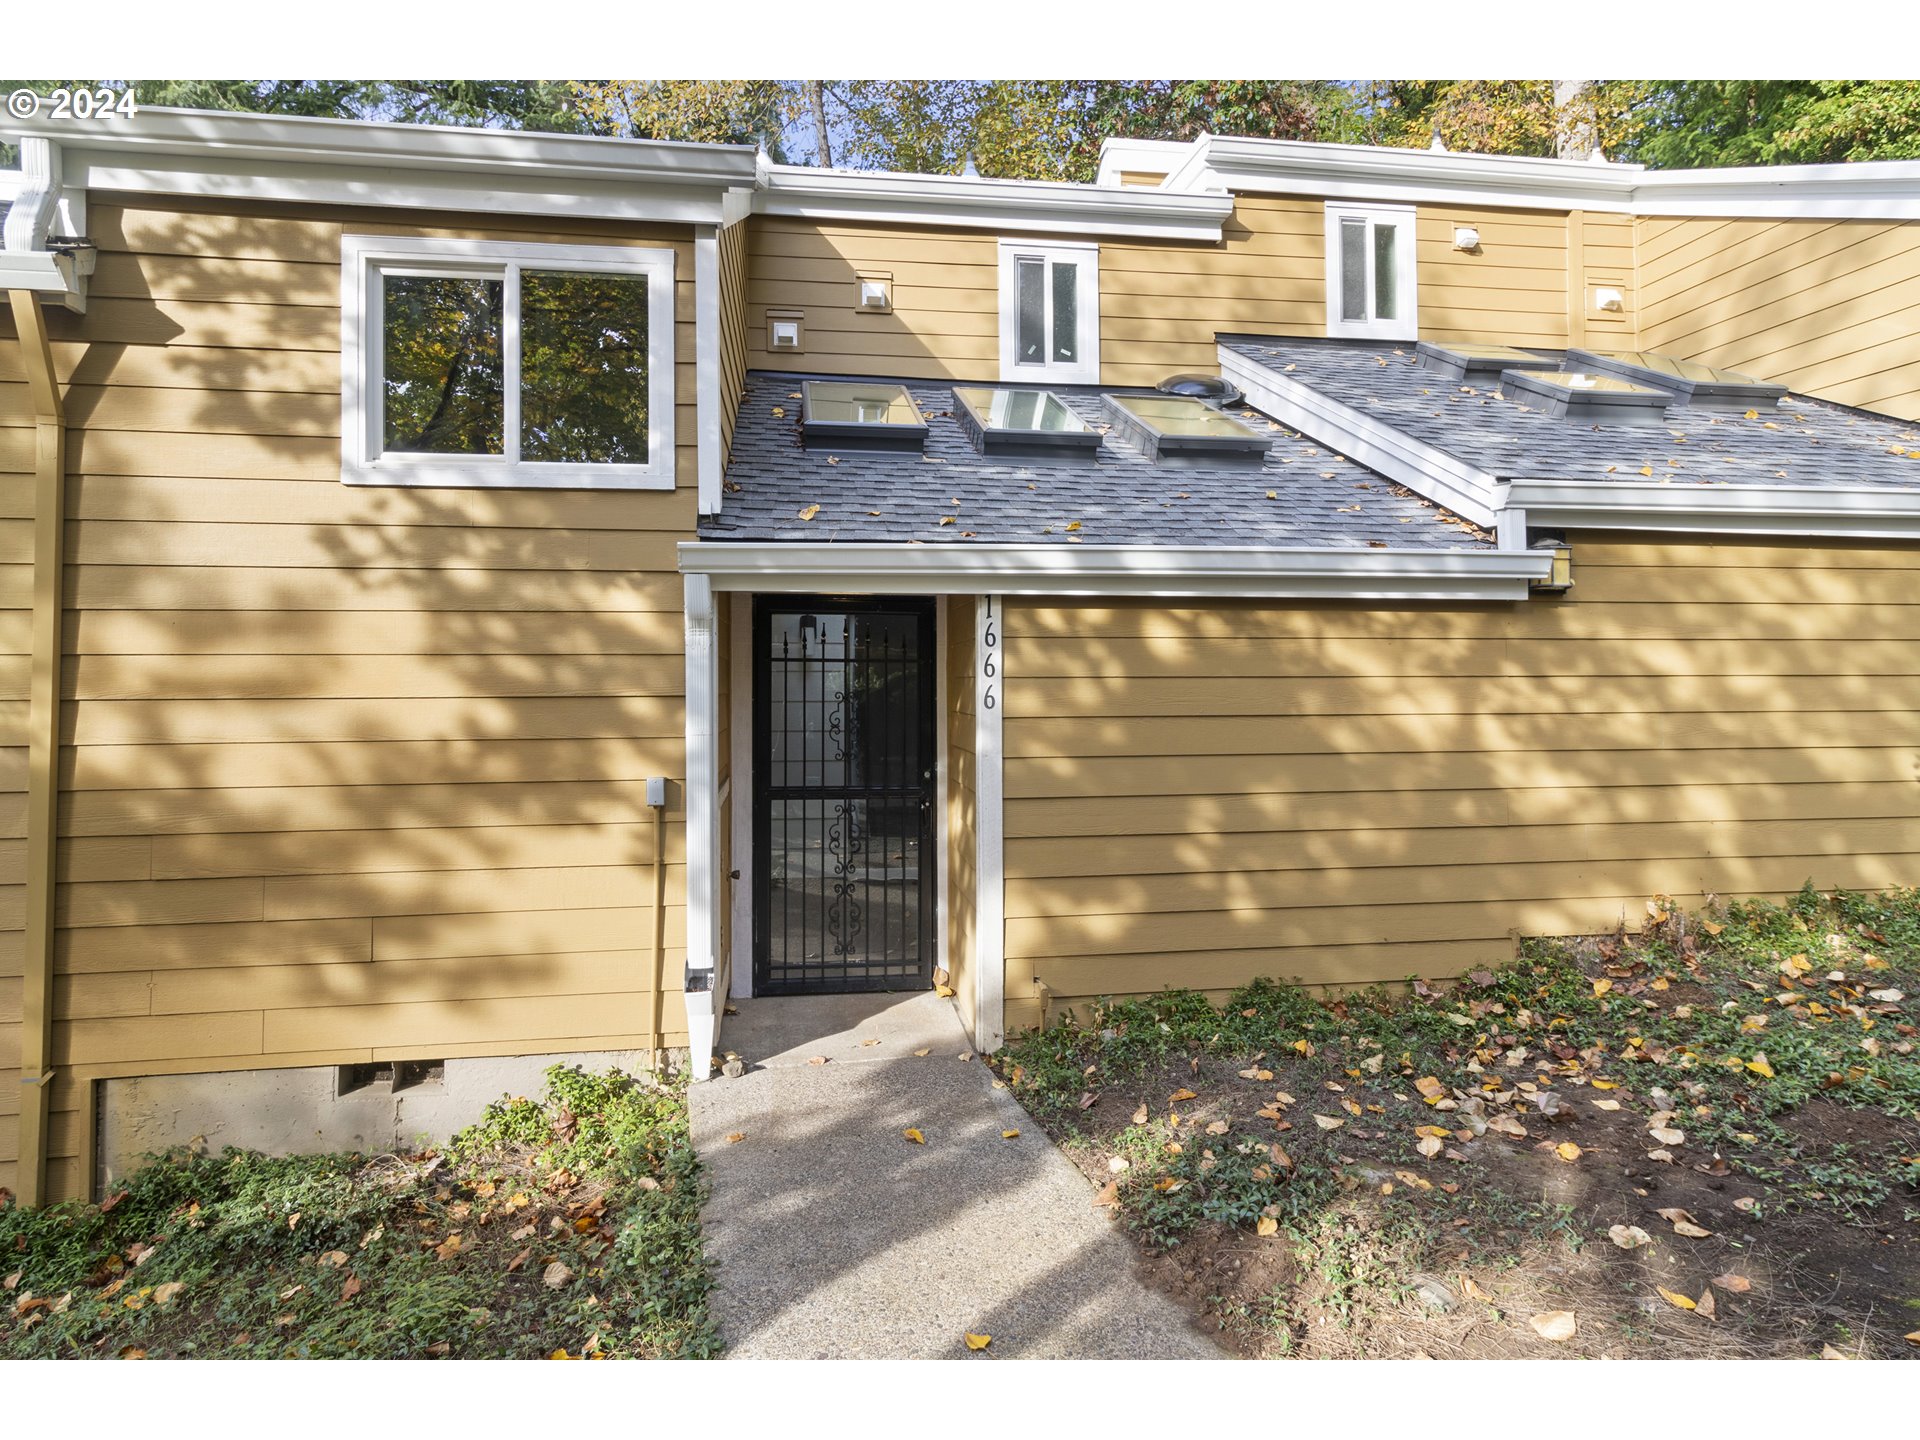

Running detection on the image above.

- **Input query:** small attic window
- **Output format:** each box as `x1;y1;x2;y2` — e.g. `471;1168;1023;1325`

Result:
800;381;928;452
1103;394;1269;466
1498;369;1674;428
1416;341;1558;382
953;386;1100;460
1566;349;1788;412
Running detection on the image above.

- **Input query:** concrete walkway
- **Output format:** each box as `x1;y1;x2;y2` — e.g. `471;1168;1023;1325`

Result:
689;991;1221;1360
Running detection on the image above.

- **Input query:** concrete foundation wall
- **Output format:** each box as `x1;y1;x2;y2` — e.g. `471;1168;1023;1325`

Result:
97;1049;661;1191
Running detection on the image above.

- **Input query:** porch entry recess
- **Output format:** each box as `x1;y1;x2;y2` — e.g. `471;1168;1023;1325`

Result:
751;597;937;995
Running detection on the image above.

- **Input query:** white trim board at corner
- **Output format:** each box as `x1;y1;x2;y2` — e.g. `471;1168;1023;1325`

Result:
756;164;1232;242
972;595;1005;1056
1504;478;1920;540
678;541;1549;600
1218;345;1500;528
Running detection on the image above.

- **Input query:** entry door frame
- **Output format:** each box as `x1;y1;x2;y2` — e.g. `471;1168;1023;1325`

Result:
746;593;941;997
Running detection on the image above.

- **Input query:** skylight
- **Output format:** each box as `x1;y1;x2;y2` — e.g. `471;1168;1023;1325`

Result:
1497;369;1674;428
800;381;928;452
953;386;1101;459
1416;341;1559;381
1566;349;1788;411
1103;393;1269;464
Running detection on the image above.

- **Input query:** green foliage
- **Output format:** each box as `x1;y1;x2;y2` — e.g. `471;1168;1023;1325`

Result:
0;1066;717;1359
1629;81;1920;168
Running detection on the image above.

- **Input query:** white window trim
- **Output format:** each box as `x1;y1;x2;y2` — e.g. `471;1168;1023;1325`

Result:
1323;202;1417;342
997;238;1099;385
340;234;677;490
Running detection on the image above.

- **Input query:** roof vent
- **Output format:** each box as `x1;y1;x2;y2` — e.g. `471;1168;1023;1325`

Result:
953;387;1102;461
1417;341;1558;382
1497;369;1674;428
1155;372;1243;407
1565;349;1788;412
800;381;928;452
1104;393;1269;466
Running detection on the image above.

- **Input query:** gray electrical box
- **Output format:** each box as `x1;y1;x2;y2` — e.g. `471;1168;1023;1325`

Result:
646;776;667;808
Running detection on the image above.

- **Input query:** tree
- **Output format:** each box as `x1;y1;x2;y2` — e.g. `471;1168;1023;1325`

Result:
568;80;793;151
1628;81;1920;167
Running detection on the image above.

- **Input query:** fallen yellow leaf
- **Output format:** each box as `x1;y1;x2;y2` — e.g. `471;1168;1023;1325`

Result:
1593;978;1613;998
934;984;956;998
1256;1216;1279;1237
1656;1287;1697;1311
798;504;820;521
1745;1054;1775;1079
965;1332;992;1351
1205;1120;1230;1135
1314;1114;1346;1131
903;1128;926;1145
1001;1130;1020;1140
1556;1142;1583;1162
1530;1310;1577;1342
1169;1088;1197;1104
726;1132;745;1144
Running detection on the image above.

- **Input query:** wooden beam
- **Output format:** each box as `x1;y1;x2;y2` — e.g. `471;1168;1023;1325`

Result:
8;289;66;1207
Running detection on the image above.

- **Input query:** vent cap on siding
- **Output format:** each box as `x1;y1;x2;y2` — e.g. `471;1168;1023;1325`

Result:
1565;349;1788;412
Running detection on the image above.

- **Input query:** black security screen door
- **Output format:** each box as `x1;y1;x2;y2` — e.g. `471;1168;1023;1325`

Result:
753;597;936;995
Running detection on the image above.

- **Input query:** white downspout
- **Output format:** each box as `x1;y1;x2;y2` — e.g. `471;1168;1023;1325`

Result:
682;573;720;1078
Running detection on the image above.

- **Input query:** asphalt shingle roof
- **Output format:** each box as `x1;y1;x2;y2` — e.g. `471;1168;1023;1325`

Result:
1223;336;1920;491
703;373;1494;550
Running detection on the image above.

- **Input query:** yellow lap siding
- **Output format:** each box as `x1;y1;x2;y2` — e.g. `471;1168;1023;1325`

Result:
0;195;703;1177
1002;531;1920;1014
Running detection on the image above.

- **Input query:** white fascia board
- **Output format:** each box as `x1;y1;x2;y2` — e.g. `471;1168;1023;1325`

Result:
1219;345;1501;528
65;151;733;226
1176;134;1920;221
679;541;1549;601
0;252;75;292
1505;478;1920;540
16;106;759;188
1631;168;1920;220
756;164;1232;242
1190;135;1641;213
681;573;719;1080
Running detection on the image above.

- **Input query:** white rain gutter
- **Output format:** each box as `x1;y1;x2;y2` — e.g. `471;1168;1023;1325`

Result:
679;540;1549;601
1502;478;1920;540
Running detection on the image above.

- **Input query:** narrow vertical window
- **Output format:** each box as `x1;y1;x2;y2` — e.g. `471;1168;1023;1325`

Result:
1339;217;1367;324
1050;260;1078;363
1015;258;1046;366
1372;222;1399;321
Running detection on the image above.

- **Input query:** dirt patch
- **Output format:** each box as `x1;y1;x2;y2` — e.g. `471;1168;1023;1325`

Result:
1005;896;1920;1361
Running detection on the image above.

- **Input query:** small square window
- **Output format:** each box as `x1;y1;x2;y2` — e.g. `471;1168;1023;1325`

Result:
997;239;1098;385
341;236;677;490
1324;204;1417;341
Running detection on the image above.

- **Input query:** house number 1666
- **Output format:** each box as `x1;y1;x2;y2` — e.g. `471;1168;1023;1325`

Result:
981;599;998;710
